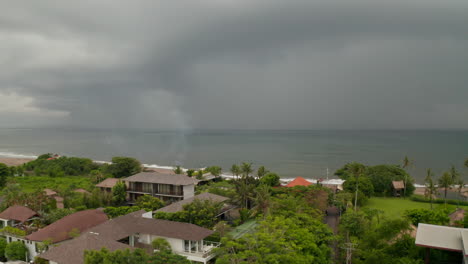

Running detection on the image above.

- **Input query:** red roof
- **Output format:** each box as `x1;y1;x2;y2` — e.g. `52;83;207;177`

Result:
0;205;38;223
285;177;312;187
26;209;108;243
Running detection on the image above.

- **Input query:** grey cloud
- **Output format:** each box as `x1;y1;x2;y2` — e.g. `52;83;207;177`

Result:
1;0;468;129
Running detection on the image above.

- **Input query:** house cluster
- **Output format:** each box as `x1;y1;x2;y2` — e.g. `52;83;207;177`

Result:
0;171;234;264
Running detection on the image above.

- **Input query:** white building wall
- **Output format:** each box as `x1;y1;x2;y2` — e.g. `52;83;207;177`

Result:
183;184;195;199
138;234;184;252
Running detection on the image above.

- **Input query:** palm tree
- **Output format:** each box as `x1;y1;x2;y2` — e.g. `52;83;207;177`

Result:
240;162;253;179
230;164;240;179
438;171;453;204
252;185;271;217
234;180;254;208
256;166;269;179
348;163;365;211
455;177;464;208
424;169;438;209
449;165;460;183
402;156;413;198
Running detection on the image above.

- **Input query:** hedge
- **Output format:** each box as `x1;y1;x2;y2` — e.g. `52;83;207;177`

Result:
410;195;468;206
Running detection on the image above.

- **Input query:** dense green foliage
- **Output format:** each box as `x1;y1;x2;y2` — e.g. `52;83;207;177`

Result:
366;165;414;196
111;181;127;206
24;154;97;176
152;238;171;252
84;248;190;264
42;208;75;225
0;226;27;237
105;157;141;178
259;172;281;187
104;206;142;218
6;176;94;193
5;241;28;261
404;208;449;226
336;163;415;197
134;195;164;211
343;176;374;198
196;180;236;198
0;163;8;188
154;199;223;228
0;238;6;261
216;214;332;263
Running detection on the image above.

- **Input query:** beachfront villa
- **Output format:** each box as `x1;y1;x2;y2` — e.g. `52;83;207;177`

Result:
123;172;198;203
415;223;468;264
39;210;219;264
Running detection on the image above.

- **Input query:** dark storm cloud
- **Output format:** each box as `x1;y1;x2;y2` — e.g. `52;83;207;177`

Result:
1;0;468;129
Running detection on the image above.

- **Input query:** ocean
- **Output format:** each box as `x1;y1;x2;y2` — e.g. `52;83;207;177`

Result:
0;128;467;183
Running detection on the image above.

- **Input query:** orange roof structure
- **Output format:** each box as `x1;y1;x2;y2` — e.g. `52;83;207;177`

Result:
285;177;312;187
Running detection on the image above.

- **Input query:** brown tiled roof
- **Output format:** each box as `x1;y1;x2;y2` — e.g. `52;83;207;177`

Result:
38;232;132;264
26;209;108;243
95;178;119;188
156;192;229;213
74;188;91;194
89;210;213;241
392;181;405;190
0;205;38;222
44;188;57;196
123;172;198;185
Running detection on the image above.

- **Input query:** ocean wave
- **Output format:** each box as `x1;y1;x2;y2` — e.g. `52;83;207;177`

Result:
0;151;38;159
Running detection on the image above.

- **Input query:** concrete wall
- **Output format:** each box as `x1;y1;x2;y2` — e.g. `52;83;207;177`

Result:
183;185;195;199
137;234;184;252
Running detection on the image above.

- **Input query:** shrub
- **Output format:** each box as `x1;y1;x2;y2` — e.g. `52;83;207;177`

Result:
5;241;28;261
404;208;449;226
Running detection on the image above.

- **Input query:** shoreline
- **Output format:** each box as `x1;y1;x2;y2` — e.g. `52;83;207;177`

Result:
0;154;463;188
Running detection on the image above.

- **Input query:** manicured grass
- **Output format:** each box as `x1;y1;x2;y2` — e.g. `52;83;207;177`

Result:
363;197;468;219
229;219;258;239
5;175;94;193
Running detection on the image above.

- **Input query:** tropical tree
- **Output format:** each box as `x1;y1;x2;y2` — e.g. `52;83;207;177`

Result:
230;164;240;179
111;180;127;206
206;166;222;177
402;156;413;197
107;157;141;178
252;184;272;217
135;195;164;211
173;165;183;174
234;180;255;208
259;172;281;187
464;158;468;169
240;162;253;179
0;163;9;188
256;166;269;179
449;165;460;183
152;238;171;252
186;169;195;177
438;172;453;204
5;241;28;261
348;163;365;210
424;169;438;209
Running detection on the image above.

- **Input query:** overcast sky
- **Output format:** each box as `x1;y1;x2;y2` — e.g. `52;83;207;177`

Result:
1;0;467;130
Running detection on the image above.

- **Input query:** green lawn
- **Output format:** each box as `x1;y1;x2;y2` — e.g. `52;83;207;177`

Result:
363;197;468;219
5;175;94;193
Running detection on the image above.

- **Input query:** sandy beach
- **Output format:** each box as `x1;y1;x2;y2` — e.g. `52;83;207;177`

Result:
0;157;34;166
